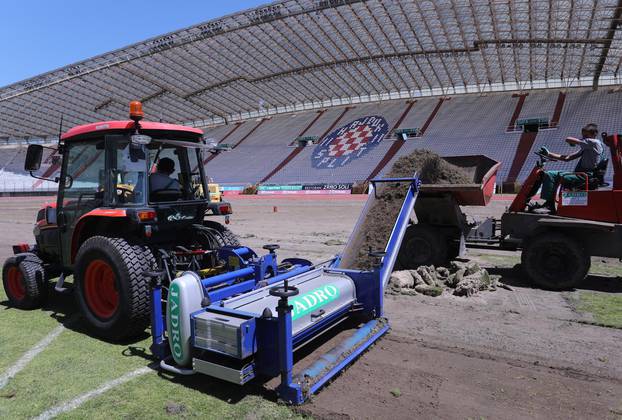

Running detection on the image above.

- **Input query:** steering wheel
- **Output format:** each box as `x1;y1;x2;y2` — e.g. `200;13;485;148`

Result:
534;151;561;162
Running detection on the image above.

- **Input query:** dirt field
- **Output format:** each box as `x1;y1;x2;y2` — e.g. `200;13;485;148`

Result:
1;195;621;419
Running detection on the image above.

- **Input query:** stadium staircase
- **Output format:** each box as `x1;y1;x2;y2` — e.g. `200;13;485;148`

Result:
366;101;416;180
550;92;566;128
260;110;326;183
204;119;266;164
259;106;353;184
503;91;568;190
506;93;528;131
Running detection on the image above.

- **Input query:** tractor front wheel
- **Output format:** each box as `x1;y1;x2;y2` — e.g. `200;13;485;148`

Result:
521;232;590;290
74;236;154;341
2;254;47;309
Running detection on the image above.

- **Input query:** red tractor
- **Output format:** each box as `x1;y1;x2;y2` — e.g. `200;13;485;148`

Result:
2;102;236;339
499;132;622;289
396;132;622;290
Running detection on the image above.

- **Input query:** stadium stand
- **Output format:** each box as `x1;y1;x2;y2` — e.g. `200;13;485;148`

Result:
516;91;559;124
517;89;622;183
1;0;621;193
377;93;521;182
205;112;320;183
0;88;621;192
203;123;238;145
394;99;440;133
267;102;408;184
0;146;57;191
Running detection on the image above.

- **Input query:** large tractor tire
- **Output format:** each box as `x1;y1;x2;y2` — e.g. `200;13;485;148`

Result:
74;236;155;341
395;224;448;269
2;254;47;309
521;232;590;290
201;220;240;248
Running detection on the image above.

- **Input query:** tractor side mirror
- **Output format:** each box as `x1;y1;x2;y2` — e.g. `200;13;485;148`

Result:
25;144;43;171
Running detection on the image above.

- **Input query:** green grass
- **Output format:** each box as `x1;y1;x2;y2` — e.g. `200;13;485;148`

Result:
576;291;622;329
58;377;300;420
0;287;301;419
468;251;521;268
590;259;622;278
0;290;60;373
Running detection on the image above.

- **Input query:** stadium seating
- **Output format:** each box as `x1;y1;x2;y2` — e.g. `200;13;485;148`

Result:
268;102;408;184
517;89;622;183
204;112;320;183
517;91;559;123
377;94;521;182
1;88;621;192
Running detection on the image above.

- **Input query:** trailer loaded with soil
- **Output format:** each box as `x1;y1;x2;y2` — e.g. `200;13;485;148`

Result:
394;138;622;290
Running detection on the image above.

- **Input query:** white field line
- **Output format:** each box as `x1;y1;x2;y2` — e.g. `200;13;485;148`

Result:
0;324;65;390
34;366;151;420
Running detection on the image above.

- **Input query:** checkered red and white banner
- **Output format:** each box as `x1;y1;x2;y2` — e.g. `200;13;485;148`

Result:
312;115;389;169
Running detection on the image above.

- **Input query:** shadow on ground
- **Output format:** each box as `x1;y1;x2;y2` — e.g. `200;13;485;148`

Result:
487;265;622;293
1;283;150;345
1;283;276;406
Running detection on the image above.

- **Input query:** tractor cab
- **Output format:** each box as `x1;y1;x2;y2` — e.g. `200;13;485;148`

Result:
24;102;232;269
5;101;244;341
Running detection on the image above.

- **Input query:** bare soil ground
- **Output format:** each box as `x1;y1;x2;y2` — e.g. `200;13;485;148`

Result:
1;196;621;419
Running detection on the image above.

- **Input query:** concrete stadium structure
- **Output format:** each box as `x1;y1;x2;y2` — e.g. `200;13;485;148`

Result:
1;0;621;191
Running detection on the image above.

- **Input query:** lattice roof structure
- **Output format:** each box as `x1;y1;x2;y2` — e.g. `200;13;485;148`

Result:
1;0;621;138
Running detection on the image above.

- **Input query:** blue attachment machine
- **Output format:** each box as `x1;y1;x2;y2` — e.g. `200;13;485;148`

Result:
150;175;420;404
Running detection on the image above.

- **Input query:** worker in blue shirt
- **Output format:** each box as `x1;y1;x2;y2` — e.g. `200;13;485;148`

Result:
529;123;604;214
150;158;180;192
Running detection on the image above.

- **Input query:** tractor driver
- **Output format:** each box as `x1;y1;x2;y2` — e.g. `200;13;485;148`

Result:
529;123;604;214
149;157;181;196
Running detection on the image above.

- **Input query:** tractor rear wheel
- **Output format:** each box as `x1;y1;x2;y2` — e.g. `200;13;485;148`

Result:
521;232;590;290
395;224;448;269
201;220;240;247
74;236;155;340
2;254;47;309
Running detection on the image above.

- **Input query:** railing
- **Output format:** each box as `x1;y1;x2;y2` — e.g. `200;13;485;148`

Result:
0;180;57;193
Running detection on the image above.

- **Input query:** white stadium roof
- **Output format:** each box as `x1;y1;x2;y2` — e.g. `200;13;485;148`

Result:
1;0;621;138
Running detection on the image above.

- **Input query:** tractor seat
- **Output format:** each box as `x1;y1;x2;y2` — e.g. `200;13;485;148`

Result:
588;158;609;189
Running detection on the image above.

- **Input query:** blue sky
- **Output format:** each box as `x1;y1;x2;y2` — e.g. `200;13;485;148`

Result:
0;0;267;87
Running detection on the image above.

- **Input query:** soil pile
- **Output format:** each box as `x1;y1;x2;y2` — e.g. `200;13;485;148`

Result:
389;260;498;297
339;150;470;270
387;149;471;183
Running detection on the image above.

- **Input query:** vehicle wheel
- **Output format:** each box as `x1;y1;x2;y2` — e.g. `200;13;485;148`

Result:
2;254;47;309
521;232;590;290
202;220;241;247
74;236;155;340
395;224;448;269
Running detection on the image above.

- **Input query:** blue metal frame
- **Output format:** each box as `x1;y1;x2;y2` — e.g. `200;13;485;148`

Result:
149;245;308;361
274;296;303;404
149;284;167;359
151;175;421;405
272;175;419;404
304;318;389;397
